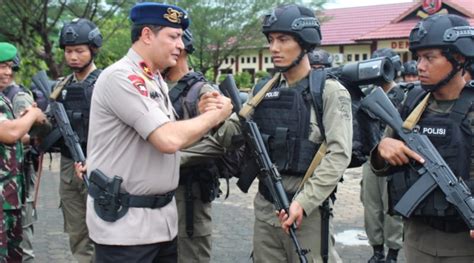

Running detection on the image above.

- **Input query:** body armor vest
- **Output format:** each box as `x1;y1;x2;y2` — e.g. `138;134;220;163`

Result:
169;72;207;120
252;78;319;176
56;69;101;158
388;84;474;226
3;84;26;102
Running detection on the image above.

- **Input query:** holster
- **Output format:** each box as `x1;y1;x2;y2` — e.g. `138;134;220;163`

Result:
88;169;175;223
88;169;128;222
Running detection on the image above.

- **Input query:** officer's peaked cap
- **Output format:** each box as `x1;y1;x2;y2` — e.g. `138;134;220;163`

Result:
130;2;189;30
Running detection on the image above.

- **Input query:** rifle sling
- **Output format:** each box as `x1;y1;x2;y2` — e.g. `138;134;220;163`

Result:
238;73;280;119
403;92;431;130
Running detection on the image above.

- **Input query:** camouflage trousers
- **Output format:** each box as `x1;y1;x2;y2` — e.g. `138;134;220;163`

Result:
0;209;22;263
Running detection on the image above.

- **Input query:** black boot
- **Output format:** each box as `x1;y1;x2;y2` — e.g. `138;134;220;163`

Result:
368;245;385;263
385;248;399;263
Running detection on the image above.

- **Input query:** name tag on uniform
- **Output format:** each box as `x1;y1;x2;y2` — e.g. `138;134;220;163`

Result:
264;91;280;100
419;125;448;137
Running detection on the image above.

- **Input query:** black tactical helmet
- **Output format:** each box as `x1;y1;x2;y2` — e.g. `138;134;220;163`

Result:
371;48;402;72
409;14;474;58
401;60;418;76
262;4;321;51
308;49;333;67
12;54;20;72
182;29;195;54
59;18;103;49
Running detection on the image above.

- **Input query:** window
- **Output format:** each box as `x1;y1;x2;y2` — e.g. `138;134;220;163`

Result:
363;54;368;60
347;54;352;62
225;58;229;64
253;57;257;63
355;54;360;61
241;57;245;63
247;57;251;63
231;58;235;64
265;57;269;63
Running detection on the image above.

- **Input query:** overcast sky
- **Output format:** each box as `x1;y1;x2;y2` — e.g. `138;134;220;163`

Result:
324;0;414;9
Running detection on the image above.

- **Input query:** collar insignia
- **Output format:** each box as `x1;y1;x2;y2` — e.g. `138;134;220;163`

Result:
139;61;153;79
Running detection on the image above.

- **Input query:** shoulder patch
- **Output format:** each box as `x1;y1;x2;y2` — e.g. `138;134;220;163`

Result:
128;75;148;97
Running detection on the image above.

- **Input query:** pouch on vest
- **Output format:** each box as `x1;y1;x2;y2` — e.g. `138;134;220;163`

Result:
88;169;128;222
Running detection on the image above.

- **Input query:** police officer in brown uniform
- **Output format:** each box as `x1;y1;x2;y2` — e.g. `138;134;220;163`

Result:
86;3;231;262
371;14;474;262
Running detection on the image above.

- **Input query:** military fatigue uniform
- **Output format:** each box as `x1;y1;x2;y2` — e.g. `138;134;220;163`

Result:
371;92;474;262
87;48;179;256
51;70;96;263
249;75;352;263
166;79;216;263
3;85;37;262
0;94;24;262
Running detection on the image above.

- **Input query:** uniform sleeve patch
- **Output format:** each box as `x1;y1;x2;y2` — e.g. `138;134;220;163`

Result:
128;75;149;97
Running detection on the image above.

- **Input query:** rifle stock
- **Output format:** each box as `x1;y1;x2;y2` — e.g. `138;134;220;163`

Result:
360;87;474;229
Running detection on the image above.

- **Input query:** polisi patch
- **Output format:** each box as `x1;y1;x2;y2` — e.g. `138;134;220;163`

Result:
264;91;280;100
420;125;447;137
128;75;148;97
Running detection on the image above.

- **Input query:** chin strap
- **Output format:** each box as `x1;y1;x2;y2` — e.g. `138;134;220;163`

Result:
421;49;464;92
69;47;96;74
275;49;306;73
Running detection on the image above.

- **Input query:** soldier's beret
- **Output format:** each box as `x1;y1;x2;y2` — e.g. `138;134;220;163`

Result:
0;42;17;63
130;2;189;30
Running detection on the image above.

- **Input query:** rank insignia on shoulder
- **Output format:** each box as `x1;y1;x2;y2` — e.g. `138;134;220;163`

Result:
128;75;149;97
139;61;153;79
264;91;280;99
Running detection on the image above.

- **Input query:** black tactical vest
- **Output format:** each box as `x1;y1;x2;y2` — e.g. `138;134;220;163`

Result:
57;69;101;157
169;72;208;120
388;84;474;225
252;77;320;176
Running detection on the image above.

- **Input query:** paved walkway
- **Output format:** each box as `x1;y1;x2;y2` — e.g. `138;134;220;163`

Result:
31;155;405;262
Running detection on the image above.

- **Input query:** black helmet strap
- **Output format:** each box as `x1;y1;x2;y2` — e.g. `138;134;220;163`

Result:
275;49;306;73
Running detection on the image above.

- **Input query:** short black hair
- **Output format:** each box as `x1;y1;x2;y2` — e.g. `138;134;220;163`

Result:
131;24;162;43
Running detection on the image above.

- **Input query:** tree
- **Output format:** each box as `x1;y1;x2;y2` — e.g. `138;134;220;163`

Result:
0;0;133;79
171;0;328;82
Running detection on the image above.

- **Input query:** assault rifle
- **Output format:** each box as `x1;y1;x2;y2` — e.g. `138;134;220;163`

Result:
360;87;474;229
49;102;89;187
220;74;309;263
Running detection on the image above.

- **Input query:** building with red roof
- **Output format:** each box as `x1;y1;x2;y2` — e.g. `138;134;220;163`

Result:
218;0;474;80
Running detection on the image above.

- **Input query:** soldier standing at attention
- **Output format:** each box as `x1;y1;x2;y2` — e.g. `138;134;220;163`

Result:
85;2;231;262
0;42;46;262
48;18;103;263
371;14;474;262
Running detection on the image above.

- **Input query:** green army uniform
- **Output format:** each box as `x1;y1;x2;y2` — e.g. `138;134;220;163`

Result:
4;86;37;262
0;94;25;262
249;75;352;263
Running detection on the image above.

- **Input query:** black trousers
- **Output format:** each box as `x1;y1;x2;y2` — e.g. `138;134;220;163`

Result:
95;238;177;263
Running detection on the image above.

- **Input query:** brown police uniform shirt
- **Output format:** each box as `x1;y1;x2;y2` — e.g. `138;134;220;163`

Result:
86;48;180;245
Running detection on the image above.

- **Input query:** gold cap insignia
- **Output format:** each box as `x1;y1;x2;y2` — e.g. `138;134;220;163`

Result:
164;8;183;24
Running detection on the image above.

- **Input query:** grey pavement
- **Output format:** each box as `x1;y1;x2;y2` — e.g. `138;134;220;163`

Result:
31;155;405;262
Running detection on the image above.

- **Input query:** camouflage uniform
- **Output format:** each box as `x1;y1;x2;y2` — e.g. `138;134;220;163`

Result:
0;94;24;262
4;84;38;263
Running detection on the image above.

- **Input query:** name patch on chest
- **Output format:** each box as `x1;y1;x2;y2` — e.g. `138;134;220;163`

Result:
419;125;448;137
128;75;148;97
264;91;280;100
